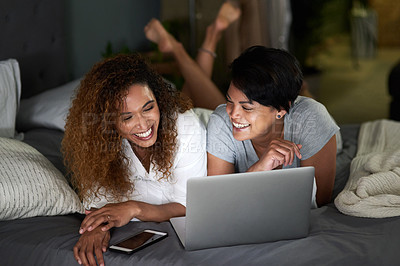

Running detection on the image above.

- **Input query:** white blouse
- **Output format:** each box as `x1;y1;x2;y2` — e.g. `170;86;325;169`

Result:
84;109;207;210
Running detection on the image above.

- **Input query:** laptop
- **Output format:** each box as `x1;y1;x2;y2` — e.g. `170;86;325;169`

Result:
170;166;314;251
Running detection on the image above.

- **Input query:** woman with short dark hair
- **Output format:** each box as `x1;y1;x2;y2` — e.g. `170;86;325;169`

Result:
207;46;339;208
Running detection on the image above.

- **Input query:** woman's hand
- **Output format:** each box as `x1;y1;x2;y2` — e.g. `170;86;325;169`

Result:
73;227;110;266
249;139;302;172
79;201;141;234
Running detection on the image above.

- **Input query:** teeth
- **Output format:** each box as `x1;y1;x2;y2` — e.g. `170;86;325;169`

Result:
232;121;250;129
134;127;152;138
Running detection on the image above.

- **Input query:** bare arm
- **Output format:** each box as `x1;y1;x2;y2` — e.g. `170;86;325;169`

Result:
79;201;185;234
301;135;337;206
207;152;235;176
133;201;185;222
247;139;302;172
74;201;184;265
208;139;302;175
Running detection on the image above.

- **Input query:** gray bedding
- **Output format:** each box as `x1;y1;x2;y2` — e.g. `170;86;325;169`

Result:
1;124;400;265
1;205;399;265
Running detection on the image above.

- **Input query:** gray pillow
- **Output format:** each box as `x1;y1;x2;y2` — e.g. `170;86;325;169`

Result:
0;137;84;220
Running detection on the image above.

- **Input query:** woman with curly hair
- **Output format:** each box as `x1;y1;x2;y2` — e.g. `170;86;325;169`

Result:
65;3;242;264
63;53;206;265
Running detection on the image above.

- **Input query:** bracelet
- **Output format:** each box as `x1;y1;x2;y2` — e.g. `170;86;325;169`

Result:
198;47;217;58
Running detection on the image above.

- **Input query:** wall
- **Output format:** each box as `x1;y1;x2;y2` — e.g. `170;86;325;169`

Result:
66;0;160;79
0;0;69;98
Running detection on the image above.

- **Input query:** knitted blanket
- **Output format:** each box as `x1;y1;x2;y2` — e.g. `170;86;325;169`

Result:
334;119;400;218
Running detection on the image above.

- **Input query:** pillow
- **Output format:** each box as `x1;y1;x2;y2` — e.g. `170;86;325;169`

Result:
192;107;213;126
0;59;21;138
0;137;84;220
16;78;81;132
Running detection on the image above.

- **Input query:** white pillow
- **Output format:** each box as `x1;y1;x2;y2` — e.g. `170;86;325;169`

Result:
16;79;81;132
0;59;21;138
192;107;213;126
0;137;84;220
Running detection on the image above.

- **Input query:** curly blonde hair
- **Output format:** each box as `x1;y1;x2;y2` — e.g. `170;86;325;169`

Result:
62;53;192;201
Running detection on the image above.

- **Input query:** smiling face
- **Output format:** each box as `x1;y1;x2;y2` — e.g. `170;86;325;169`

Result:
116;83;160;149
226;83;286;142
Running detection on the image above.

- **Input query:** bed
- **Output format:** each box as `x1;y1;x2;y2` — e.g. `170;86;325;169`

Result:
1;2;400;266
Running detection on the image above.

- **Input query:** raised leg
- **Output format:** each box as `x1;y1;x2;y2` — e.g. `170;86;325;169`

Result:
144;2;241;110
196;1;241;78
144;18;225;110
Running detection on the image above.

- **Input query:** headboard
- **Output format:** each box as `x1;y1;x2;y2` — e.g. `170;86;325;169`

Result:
0;0;68;99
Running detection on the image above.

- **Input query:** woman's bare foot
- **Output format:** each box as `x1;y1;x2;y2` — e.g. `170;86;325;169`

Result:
144;19;175;54
200;1;241;53
215;1;241;31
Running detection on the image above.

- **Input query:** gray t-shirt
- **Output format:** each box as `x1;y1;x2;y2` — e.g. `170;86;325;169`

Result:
206;96;340;173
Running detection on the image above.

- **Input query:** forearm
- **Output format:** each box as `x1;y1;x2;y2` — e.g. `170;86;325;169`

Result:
314;163;336;206
246;160;274;172
132;201;186;222
316;179;334;206
302;135;337;206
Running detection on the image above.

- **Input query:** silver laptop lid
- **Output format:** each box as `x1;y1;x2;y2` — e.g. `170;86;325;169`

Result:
184;166;314;250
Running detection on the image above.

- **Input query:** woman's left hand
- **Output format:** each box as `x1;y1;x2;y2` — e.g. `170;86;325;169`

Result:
249;138;302;172
79;201;141;234
73;227;110;266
